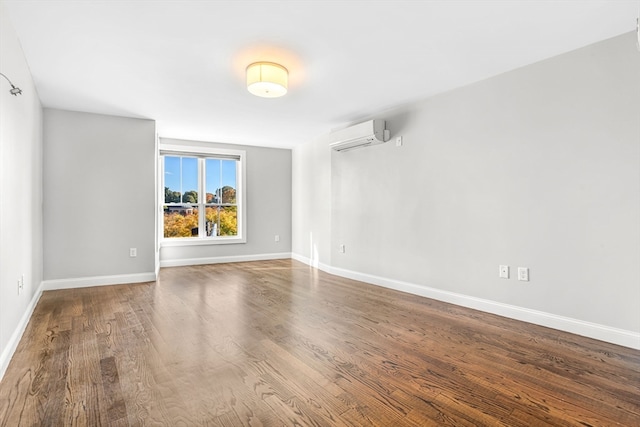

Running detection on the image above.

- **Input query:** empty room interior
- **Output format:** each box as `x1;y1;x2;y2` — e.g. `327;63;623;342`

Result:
1;1;639;426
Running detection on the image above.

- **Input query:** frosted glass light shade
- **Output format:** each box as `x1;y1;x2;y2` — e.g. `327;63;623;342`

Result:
246;62;288;98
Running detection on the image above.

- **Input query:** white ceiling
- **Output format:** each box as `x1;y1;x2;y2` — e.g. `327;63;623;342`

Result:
3;0;639;148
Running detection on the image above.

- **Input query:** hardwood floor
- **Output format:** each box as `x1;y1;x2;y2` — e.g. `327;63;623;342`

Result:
1;259;638;426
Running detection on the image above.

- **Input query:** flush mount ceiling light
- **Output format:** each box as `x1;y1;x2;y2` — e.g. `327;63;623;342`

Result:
246;62;288;98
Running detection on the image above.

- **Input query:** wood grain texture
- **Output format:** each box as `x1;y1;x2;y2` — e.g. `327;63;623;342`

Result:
1;259;638;426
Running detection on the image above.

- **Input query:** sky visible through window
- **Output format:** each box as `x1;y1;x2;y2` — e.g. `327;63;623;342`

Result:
164;156;236;198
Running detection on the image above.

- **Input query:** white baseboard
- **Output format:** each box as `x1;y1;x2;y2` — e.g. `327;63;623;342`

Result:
291;253;640;350
43;272;157;291
291;252;330;270
0;281;44;382
160;252;292;268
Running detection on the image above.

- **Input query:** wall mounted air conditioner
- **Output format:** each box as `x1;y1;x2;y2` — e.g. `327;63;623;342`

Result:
329;119;390;152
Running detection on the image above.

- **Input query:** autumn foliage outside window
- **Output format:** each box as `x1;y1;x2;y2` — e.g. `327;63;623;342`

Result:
163;155;239;239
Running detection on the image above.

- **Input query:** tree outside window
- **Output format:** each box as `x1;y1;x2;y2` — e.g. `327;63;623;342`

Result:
162;155;239;239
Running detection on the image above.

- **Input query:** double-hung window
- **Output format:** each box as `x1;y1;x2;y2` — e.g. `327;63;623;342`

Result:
160;144;246;245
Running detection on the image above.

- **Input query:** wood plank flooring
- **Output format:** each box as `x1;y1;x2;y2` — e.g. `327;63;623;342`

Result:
1;259;639;426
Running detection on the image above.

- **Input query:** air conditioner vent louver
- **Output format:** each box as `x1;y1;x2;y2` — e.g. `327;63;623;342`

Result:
329;119;390;152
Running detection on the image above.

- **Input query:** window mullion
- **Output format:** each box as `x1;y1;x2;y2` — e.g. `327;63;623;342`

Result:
220;159;224;237
198;158;205;238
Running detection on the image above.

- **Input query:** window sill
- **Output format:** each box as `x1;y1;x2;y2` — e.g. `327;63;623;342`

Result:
160;236;246;248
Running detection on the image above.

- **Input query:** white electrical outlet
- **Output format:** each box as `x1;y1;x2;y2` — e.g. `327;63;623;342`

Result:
130;248;137;257
339;244;345;253
518;267;529;281
499;265;509;279
275;235;280;242
395;136;403;147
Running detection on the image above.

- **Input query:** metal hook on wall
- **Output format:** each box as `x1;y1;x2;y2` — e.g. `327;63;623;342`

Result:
0;72;23;96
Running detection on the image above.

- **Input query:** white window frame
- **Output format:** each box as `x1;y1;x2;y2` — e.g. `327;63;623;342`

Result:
159;143;246;247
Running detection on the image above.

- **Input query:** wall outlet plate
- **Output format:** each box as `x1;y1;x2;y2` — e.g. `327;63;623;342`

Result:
518;267;529;281
499;265;509;279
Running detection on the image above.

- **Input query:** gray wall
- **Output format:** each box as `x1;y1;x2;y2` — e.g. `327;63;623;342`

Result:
293;32;640;336
292;133;332;268
160;138;292;264
0;3;43;375
44;109;156;280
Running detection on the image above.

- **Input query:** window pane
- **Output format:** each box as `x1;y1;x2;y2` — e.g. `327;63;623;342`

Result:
205;206;218;236
164;156;182;203
205;159;221;204
205;206;237;236
181;157;198;203
221;160;237;204
164;156;198;203
219;206;237;236
163;206;199;238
